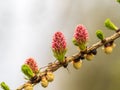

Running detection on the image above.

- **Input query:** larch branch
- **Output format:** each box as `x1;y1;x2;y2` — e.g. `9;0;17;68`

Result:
16;30;120;90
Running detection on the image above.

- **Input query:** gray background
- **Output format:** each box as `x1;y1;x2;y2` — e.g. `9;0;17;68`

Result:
0;0;120;90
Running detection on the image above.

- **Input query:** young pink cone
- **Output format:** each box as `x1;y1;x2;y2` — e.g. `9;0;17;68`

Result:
25;58;39;74
73;24;89;50
52;32;67;62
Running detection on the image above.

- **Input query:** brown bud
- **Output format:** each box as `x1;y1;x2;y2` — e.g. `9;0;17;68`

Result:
103;46;113;54
46;72;54;82
41;76;49;88
73;60;82;70
112;43;116;48
85;54;94;61
24;83;33;90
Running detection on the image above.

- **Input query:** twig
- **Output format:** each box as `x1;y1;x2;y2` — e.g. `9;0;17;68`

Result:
16;30;120;90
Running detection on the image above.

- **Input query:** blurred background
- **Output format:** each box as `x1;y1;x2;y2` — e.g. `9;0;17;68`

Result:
0;0;120;90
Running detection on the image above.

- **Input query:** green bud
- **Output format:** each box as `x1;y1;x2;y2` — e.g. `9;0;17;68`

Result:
21;64;34;79
116;0;120;3
104;18;118;30
0;82;10;90
96;30;104;40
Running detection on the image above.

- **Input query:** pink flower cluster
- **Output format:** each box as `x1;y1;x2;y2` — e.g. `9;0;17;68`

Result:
73;24;88;44
25;58;39;74
52;32;66;52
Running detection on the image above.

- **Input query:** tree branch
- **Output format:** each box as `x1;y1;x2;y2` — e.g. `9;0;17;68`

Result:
16;30;120;90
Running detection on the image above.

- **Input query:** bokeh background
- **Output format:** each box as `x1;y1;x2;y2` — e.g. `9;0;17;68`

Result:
0;0;120;90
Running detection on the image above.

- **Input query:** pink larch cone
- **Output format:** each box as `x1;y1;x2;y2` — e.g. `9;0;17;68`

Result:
73;24;89;50
52;32;67;62
25;58;39;74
